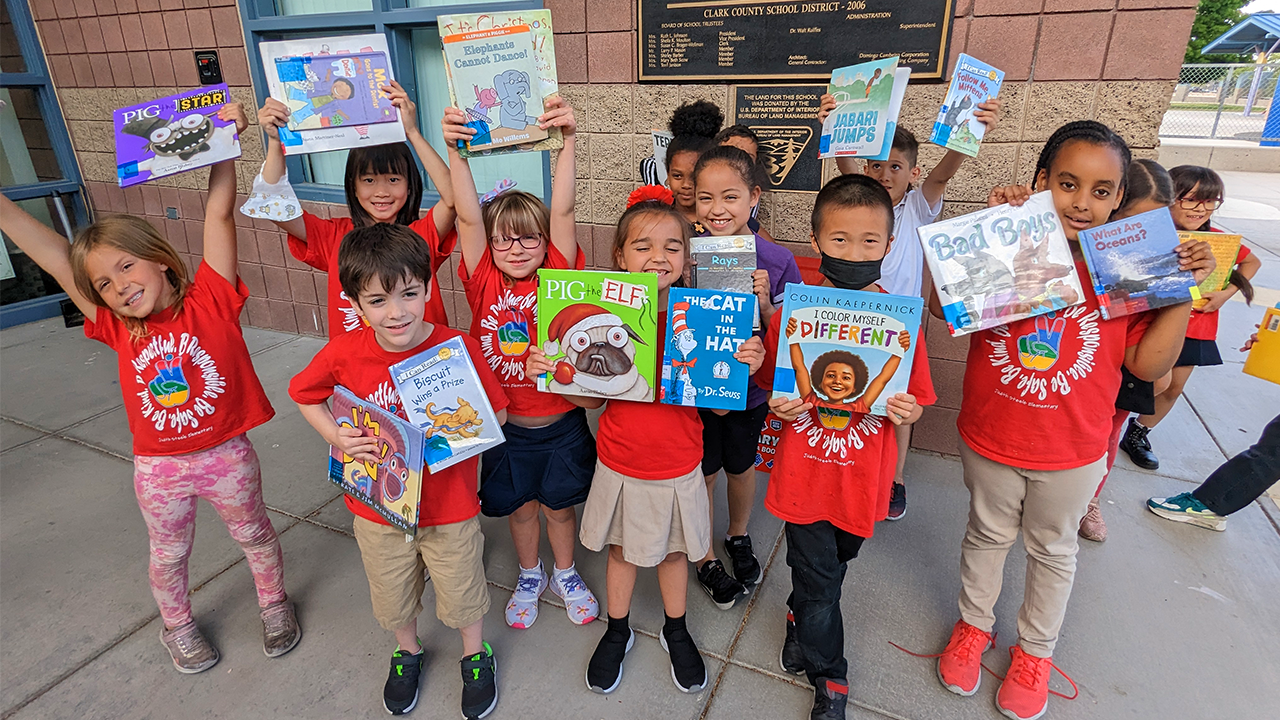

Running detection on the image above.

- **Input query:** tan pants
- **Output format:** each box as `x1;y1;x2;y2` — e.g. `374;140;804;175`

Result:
957;441;1105;658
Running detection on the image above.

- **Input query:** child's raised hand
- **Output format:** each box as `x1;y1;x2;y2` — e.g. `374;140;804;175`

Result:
538;96;576;137
1242;326;1260;351
217;102;249;134
1176;238;1216;285
258;98;290;141
442;107;476;145
785;316;798;338
973;98;1002;133
769;394;813;422
898;330;911;352
332;425;381;465
382;81;419;136
988;184;1033;208
884;392;917;426
818;94;837;124
734;336;766;375
525;345;556;380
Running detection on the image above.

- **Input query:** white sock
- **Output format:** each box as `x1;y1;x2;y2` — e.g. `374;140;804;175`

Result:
553;563;575;579
519;560;543;577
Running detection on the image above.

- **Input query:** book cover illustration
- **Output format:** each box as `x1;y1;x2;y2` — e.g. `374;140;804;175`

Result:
754;413;783;473
1180;231;1243;310
113;84;241;188
389;335;506;474
651;129;673;185
1079;207;1197;321
1243;305;1280;385
327;385;424;534
536;269;659;402
259;34;407;156
659;288;755;411
918;192;1085;337
930;53;1004;158
692;234;759;328
818;57;899;159
771;284;922;418
438;9;563;158
441;25;549;152
273;51;397;131
864;67;912;162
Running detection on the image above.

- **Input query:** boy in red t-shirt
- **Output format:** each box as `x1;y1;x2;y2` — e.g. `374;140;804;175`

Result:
755;175;936;719
290;224;509;720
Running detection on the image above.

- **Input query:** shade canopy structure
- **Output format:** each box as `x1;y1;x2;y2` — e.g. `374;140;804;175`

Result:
1202;12;1280;56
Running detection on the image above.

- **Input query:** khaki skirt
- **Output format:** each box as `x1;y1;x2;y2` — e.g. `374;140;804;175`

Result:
579;460;711;567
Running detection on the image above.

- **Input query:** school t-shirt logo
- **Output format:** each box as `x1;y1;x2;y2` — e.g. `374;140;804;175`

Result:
338;291;368;333
790;408;883;461
479;288;536;382
133;332;226;434
986;305;1101;404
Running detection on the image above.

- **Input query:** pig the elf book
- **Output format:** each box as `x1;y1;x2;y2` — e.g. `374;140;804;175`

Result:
328;385;425;534
818;56;899;159
1180;230;1244;310
536;269;659;403
930;53;1004;158
917;191;1085;337
389;335;506;474
771;284;923;418
1079;207;1198;321
113;84;241;188
660;288;755;411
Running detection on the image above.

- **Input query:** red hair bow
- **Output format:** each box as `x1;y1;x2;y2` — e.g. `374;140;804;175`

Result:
627;185;674;209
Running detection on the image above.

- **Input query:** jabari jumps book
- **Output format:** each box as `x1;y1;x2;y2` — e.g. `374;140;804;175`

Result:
328;386;425;534
930;53;1004;158
660;288;755;411
441;25;549;152
113;84;241;188
819;57;899;159
1079;207;1197;321
771;284;922;418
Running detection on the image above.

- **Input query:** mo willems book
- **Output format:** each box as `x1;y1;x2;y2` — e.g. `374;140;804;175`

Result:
864;67;912;162
328;385;425;534
771;284;923;418
1243;304;1280;385
536;269;659;403
930;53;1004;157
660;288;755;411
389;336;506;474
1079;207;1197;321
439;8;561;157
818;56;899;159
259;34;406;155
113;84;241;188
918;191;1084;337
1180;230;1244;310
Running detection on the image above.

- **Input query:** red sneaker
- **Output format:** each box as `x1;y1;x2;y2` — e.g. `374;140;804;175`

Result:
996;645;1077;720
936;619;993;696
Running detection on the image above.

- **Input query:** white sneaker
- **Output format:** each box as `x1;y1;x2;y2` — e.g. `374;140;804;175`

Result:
551;564;599;625
505;563;548;629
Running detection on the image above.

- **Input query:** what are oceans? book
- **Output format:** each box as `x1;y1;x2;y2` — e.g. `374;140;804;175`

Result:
113;84;242;188
819;57;899;159
1180;231;1244;310
441;25;549;153
328;386;425;534
930;53;1004;157
1079;207;1198;321
660;288;755;411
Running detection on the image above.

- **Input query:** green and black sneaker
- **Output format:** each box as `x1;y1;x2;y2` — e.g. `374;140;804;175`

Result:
460;642;498;720
384;643;424;716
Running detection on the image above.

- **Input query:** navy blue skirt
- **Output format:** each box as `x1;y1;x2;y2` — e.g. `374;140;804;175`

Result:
1176;338;1223;368
478;407;597;517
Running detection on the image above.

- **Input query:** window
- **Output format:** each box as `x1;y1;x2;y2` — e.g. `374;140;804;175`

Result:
239;0;549;206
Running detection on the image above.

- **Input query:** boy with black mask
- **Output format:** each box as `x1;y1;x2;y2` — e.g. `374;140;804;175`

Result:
752;174;937;720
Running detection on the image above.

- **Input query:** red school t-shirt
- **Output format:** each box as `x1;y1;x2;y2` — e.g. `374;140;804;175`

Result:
1186;244;1252;341
288;211;457;338
288;324;509;527
85;262;275;457
596;312;704;480
959;261;1153;471
754;287;936;538
458;243;584;417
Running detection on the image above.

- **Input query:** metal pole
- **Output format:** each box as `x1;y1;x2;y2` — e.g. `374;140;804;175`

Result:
1210;66;1229;139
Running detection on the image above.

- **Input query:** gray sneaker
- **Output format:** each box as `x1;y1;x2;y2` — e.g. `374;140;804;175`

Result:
160;621;220;674
261;600;302;657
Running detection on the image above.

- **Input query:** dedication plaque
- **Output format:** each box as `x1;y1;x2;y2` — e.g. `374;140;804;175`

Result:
733;85;825;192
639;0;954;82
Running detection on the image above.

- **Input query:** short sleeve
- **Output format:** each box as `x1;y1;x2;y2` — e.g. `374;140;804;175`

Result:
906;331;936;406
1238;244;1252;263
909;186;943;220
186;261;250;322
461;333;510;412
289;342;340;406
753;310;783;393
286;212;339;271
83;305;126;347
545;240;586;271
1125;310;1155;348
412;210;458;274
775;255;802;306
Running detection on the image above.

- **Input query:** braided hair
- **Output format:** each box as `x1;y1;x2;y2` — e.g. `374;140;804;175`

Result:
1033;121;1131;193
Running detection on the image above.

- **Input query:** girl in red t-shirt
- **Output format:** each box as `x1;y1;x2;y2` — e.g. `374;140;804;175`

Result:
0;107;298;675
442;99;602;631
250;82;456;336
527;193;764;696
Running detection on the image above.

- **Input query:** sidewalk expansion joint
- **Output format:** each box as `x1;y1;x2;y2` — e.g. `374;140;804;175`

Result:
0;414;131;463
248;337;301;357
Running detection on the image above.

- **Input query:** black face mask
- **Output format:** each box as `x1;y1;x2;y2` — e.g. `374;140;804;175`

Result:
819;252;882;290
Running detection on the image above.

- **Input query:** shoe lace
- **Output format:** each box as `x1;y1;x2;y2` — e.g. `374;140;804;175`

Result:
556;571;587;596
982;648;1079;701
1130;423;1152;450
170;625;204;656
703;561;741;593
888;623;994;663
262;604;292;635
514;572;543;596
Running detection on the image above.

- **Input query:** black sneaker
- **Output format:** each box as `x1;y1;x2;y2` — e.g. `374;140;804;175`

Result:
586;626;634;694
780;611;806;677
886;483;907;521
1119;417;1159;470
811;678;848;720
383;646;424;716
660;624;707;693
724;534;761;586
460;642;497;720
698;559;747;610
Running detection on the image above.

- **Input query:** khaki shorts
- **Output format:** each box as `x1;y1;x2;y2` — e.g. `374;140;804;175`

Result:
352;515;490;631
579;461;711;567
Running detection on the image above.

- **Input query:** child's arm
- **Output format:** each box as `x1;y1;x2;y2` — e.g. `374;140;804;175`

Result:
884;393;921;426
256;98;308;240
203;104;249;283
920;99;1001;208
297;401;381;465
1199;250;1260;313
857;330;909;410
753;270;778;326
383;81;456;239
443;109;487;275
1126;241;1216;379
541;96;579;267
525;346;606;409
0;194;97;318
785;317;813;397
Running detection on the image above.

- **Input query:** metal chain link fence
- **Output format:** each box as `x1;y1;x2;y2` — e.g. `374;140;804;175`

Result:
1159;63;1279;140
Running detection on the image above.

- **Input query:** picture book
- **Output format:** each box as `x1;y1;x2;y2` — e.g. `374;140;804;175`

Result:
1180;231;1244;310
818;57;899;159
652;129;673;185
771;283;923;418
864;67;912;162
1079;207;1198;321
660;288;755;411
113;84;241;188
917;192;1085;337
328;385;425;534
441;25;549;152
754;413;783;473
930;53;1004;157
273;51;398;131
259;34;406;156
438;9;563;158
1243;304;1280;385
389;336;506;474
536;269;659;403
692;234;759;328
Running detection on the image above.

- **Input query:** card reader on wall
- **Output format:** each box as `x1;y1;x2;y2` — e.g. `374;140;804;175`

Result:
195;51;223;85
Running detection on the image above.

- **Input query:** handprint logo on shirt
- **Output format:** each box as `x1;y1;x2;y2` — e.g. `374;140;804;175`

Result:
1017;314;1067;372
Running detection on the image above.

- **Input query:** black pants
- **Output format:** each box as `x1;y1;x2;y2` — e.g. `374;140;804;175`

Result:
1192;414;1280;516
784;520;866;685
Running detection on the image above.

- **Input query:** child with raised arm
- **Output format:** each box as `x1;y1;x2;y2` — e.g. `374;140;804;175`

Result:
0;105;300;675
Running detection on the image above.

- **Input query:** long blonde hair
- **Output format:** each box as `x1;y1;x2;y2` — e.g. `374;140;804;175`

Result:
69;215;189;340
481;190;551;287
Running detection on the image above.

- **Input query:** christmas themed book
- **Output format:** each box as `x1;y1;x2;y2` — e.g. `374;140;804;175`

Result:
1243;305;1280;385
918;191;1085;337
259;34;406;155
1079;207;1198;321
328;385;425;534
864;67;912;162
389;336;506;474
818;57;899;159
930;53;1004;158
113;84;241;188
1180;231;1244;310
660;288;755;411
536;269;659;403
771;284;923;418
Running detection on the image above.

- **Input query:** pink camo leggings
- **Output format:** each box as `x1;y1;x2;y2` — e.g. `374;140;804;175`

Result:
133;434;286;628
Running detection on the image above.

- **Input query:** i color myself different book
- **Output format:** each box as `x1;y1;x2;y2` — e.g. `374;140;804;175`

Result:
659;288;755;411
1079;207;1197;320
113;84;241;188
328;386;424;534
930;53;1004;157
